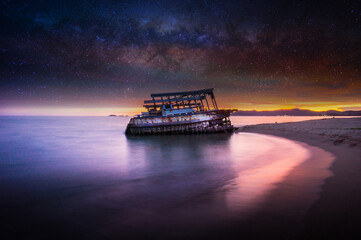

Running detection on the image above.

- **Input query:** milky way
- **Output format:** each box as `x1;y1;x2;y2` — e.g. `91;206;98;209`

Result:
1;0;360;115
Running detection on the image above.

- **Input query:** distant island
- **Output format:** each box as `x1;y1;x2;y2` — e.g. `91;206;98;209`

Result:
232;108;361;116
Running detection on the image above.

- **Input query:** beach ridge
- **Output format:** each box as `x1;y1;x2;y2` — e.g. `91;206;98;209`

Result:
240;117;361;147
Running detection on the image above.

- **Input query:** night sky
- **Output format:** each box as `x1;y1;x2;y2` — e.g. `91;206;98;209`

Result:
1;0;360;115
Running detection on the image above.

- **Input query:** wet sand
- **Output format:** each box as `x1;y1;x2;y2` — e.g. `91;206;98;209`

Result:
240;117;361;239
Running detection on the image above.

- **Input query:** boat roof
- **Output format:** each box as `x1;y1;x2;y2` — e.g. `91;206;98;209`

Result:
144;96;204;104
150;88;214;97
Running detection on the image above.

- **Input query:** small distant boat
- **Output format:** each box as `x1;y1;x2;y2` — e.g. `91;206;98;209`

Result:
125;88;238;135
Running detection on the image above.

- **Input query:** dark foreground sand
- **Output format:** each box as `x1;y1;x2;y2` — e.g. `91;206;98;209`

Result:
240;117;361;239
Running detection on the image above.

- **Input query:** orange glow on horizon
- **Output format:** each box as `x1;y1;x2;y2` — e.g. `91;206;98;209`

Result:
1;102;360;116
224;102;361;112
0;106;144;116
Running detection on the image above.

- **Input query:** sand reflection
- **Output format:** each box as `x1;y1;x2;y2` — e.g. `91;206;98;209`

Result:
223;133;312;213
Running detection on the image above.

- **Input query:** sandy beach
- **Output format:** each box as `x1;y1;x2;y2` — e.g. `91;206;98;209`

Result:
240;117;361;239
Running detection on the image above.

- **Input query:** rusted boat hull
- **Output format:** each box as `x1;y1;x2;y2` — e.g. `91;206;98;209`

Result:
125;110;237;135
126;122;237;135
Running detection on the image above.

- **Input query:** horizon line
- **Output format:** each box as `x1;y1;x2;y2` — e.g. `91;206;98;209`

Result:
1;107;360;117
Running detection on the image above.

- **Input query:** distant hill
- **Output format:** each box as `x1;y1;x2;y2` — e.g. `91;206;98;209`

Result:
232;108;361;116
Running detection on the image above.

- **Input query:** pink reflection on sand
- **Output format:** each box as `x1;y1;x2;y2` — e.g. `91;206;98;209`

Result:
224;133;311;213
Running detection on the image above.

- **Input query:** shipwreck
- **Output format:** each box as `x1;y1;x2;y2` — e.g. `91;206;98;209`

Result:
125;88;238;135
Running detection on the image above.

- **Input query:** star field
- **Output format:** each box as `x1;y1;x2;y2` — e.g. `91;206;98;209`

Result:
1;0;360;115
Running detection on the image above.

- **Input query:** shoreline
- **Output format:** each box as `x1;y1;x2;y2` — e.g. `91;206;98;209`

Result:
238;117;361;238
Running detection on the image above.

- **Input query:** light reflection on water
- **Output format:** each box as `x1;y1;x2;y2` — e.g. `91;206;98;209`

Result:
0;116;333;238
225;133;310;213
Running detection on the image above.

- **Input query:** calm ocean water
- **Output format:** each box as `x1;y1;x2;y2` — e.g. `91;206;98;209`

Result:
0;116;334;239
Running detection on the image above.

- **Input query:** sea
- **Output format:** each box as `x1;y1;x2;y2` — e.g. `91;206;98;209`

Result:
0;116;336;239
